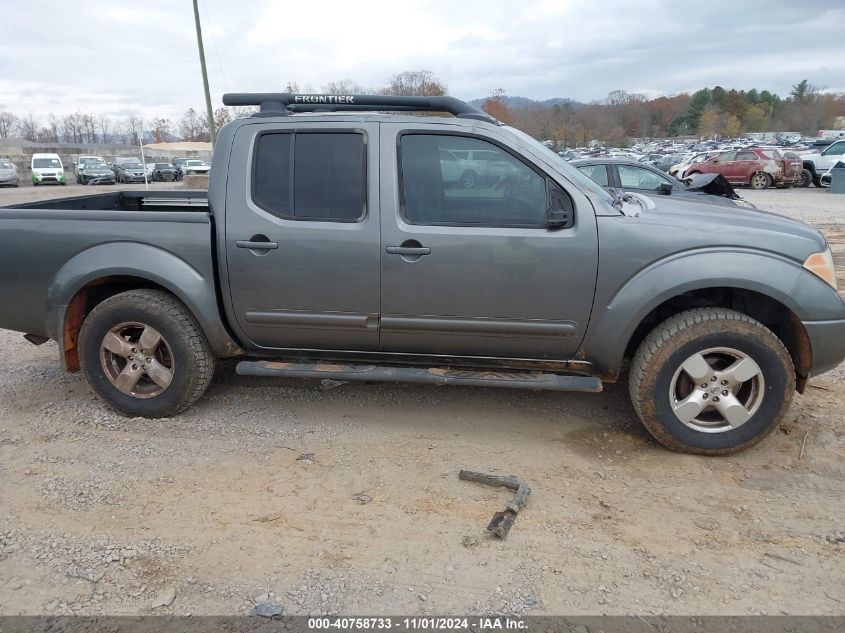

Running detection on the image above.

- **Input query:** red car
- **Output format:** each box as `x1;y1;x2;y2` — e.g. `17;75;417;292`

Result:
682;148;802;189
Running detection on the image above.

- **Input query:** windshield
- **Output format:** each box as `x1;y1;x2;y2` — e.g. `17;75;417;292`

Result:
0;160;13;169
33;158;61;168
502;126;614;204
155;163;171;168
123;162;143;169
85;161;108;169
187;160;205;166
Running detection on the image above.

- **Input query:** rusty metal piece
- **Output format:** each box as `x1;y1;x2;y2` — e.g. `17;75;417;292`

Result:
459;469;531;538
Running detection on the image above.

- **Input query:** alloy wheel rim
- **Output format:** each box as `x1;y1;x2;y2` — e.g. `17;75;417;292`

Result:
669;347;765;433
99;322;174;398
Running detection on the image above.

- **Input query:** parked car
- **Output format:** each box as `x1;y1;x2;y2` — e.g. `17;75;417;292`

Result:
31;153;65;186
0;92;842;457
74;155;106;178
681;148;801;189
668;151;721;177
653;153;687;173
151;162;181;182
819;160;845;188
800;140;845;187
111;157;142;177
182;159;210;175
115;160;148;184
571;158;742;207
77;160;116;185
171;157;188;177
0;159;19;187
446;148;520;188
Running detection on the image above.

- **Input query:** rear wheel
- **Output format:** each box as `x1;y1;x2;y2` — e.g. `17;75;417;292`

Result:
78;289;214;417
750;171;771;189
629;308;794;454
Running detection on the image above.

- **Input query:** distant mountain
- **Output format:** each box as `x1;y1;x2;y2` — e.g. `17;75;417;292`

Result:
468;96;581;109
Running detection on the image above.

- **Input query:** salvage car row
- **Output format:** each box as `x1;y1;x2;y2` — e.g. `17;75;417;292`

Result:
559;137;845;190
0;154;212;187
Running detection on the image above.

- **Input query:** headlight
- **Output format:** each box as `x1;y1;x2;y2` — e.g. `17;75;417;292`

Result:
803;247;838;291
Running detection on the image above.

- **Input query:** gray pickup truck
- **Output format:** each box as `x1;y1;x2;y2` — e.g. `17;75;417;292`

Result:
1;93;844;455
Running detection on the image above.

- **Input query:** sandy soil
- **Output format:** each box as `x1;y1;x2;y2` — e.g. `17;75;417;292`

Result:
0;186;843;617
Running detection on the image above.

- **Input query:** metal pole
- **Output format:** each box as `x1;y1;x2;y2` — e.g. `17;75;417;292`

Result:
138;124;149;191
193;0;216;146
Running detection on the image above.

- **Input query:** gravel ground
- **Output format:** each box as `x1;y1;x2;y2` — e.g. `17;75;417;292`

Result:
0;185;843;617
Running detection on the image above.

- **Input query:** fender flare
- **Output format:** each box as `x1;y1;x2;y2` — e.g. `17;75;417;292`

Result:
46;242;242;368
581;248;813;378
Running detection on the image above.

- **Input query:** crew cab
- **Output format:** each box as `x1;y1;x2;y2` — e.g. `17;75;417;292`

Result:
1;93;843;456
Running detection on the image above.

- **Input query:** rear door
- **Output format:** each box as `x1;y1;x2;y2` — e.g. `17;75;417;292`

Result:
378;122;598;360
224;121;381;351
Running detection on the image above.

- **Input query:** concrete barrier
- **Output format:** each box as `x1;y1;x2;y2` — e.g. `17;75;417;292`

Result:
181;175;210;190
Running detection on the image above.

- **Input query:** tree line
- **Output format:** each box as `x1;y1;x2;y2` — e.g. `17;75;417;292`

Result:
1;72;842;147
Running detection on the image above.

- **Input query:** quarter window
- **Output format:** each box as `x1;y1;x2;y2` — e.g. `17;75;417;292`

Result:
253;132;365;222
399;134;548;227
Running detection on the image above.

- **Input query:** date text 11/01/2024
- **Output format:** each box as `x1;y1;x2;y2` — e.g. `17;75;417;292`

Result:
307;617;527;630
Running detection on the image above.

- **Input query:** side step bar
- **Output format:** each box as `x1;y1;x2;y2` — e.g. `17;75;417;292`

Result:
236;360;603;392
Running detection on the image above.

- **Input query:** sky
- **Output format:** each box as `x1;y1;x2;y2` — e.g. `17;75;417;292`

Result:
0;0;843;122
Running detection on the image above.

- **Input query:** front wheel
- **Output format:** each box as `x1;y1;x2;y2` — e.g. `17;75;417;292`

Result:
629;308;794;454
78;289;214;417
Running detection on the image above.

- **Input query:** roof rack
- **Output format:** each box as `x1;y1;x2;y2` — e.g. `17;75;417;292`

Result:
222;93;497;123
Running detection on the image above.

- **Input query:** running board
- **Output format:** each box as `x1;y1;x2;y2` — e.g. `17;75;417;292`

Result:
236;361;603;392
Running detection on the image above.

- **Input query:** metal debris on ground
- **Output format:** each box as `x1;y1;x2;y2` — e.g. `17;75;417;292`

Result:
296;453;315;464
251;601;284;619
320;379;349;391
459;469;531;538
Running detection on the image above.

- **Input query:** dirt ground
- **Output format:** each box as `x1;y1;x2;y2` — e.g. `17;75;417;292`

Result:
0;185;843;617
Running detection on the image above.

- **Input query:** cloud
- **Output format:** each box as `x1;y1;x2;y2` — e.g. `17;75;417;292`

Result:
0;0;842;123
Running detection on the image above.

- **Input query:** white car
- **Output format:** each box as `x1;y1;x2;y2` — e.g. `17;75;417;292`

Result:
31;153;66;186
182;159;210;175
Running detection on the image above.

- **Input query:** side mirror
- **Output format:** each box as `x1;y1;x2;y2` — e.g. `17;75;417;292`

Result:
658;182;673;195
548;184;575;230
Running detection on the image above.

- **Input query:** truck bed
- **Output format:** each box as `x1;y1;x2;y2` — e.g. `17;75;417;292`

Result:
0;190;218;343
2;189;209;212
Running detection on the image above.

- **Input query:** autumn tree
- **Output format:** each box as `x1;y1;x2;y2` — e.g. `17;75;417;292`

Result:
149;117;175;143
381;70;446;96
481;89;515;125
213;107;232;131
178;108;207;141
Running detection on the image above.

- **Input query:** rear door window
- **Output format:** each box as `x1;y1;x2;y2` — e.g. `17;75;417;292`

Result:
617;165;671;190
253;131;365;222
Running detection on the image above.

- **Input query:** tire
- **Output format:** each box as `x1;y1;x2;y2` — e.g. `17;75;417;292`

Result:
750;171;771;189
459;170;477;188
78;289;214;417
800;169;812;188
812;176;822;187
629;308;794;455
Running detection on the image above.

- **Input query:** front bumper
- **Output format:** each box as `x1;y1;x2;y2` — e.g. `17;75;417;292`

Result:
0;174;18;185
804;318;845;376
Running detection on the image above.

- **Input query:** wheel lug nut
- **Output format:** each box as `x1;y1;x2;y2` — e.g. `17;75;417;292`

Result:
721;380;728;385
702;393;709;400
701;384;708;389
722;390;728;396
710;376;717;382
713;396;720;403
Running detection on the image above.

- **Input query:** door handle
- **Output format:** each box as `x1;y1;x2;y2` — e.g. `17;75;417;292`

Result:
386;246;430;256
236;239;278;250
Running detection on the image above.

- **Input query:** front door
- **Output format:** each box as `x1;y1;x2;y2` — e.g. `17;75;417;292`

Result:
378;123;598;360
225;121;381;351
